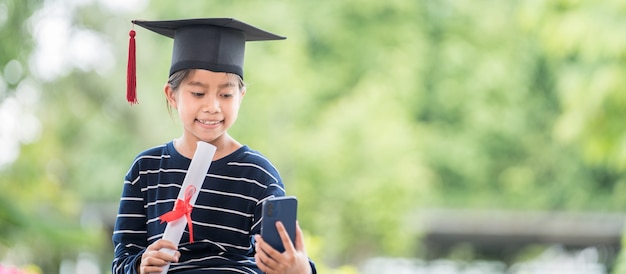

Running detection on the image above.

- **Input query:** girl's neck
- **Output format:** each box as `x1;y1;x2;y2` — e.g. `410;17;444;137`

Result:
174;134;242;160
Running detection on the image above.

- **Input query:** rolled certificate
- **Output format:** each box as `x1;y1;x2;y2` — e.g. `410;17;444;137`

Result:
155;141;216;274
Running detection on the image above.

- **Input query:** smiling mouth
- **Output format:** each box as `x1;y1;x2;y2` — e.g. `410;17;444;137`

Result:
197;119;222;125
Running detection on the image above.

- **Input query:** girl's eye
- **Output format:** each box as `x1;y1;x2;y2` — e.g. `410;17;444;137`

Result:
221;93;233;98
191;92;204;97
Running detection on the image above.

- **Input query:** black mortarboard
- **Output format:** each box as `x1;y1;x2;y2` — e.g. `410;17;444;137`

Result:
126;18;286;104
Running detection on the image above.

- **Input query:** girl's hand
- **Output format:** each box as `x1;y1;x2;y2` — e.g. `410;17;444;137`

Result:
138;239;180;274
255;221;312;274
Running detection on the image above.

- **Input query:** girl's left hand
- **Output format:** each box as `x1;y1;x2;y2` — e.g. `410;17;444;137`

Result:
254;221;312;274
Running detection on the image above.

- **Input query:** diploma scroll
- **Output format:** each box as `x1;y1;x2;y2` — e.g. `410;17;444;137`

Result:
154;141;216;274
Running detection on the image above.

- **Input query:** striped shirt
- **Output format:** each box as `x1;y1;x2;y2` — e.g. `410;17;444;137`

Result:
112;142;302;274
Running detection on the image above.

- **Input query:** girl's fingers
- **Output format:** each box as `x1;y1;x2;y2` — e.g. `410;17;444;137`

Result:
294;221;307;253
254;235;280;272
275;221;296;253
139;240;180;273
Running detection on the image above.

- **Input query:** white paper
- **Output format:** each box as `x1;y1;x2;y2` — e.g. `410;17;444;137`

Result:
155;141;216;274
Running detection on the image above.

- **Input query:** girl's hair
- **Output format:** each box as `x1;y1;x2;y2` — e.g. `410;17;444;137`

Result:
166;69;246;116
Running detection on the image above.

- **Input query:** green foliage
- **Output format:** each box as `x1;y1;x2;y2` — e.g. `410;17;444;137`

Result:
2;0;626;272
305;231;359;274
0;0;39;89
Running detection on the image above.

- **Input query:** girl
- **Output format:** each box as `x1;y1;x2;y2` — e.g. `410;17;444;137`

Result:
112;18;316;274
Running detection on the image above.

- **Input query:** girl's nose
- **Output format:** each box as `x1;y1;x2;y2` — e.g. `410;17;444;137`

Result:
202;97;220;113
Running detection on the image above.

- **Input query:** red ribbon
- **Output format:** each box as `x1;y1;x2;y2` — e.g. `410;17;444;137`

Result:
159;186;197;243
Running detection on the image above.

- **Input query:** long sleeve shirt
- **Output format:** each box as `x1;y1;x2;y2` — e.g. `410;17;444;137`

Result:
112;142;315;273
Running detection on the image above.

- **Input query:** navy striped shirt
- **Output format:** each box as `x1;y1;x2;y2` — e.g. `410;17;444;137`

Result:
112;142;301;274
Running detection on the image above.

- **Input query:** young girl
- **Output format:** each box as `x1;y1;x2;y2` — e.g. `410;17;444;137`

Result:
112;18;316;274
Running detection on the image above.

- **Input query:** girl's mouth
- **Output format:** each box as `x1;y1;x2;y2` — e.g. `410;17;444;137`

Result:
197;119;221;125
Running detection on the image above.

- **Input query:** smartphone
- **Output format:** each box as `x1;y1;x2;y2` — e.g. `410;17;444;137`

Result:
260;196;297;252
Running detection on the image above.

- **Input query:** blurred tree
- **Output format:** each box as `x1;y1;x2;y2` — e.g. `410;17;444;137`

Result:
0;0;41;250
0;0;127;272
0;0;39;92
522;0;626;206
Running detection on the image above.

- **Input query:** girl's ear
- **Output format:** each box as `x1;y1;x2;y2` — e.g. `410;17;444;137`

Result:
239;87;246;103
164;83;178;109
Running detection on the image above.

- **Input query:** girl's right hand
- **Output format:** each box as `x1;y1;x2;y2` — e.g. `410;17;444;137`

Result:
138;239;180;274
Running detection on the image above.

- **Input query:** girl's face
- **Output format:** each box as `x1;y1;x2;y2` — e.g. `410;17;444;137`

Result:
165;69;246;148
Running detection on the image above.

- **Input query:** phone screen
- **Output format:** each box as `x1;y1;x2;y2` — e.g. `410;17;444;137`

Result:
260;196;297;252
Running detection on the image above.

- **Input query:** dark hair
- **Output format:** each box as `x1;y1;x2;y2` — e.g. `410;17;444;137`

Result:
166;69;246;116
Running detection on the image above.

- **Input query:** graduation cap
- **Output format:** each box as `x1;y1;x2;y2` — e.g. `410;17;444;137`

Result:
126;18;286;104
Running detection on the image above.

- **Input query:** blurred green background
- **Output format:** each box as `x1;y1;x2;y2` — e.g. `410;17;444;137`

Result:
1;0;626;273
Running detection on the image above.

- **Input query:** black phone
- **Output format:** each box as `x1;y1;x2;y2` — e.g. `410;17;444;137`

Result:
260;196;297;252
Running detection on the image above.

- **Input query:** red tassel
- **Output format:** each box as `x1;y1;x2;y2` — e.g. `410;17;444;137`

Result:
127;29;138;104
